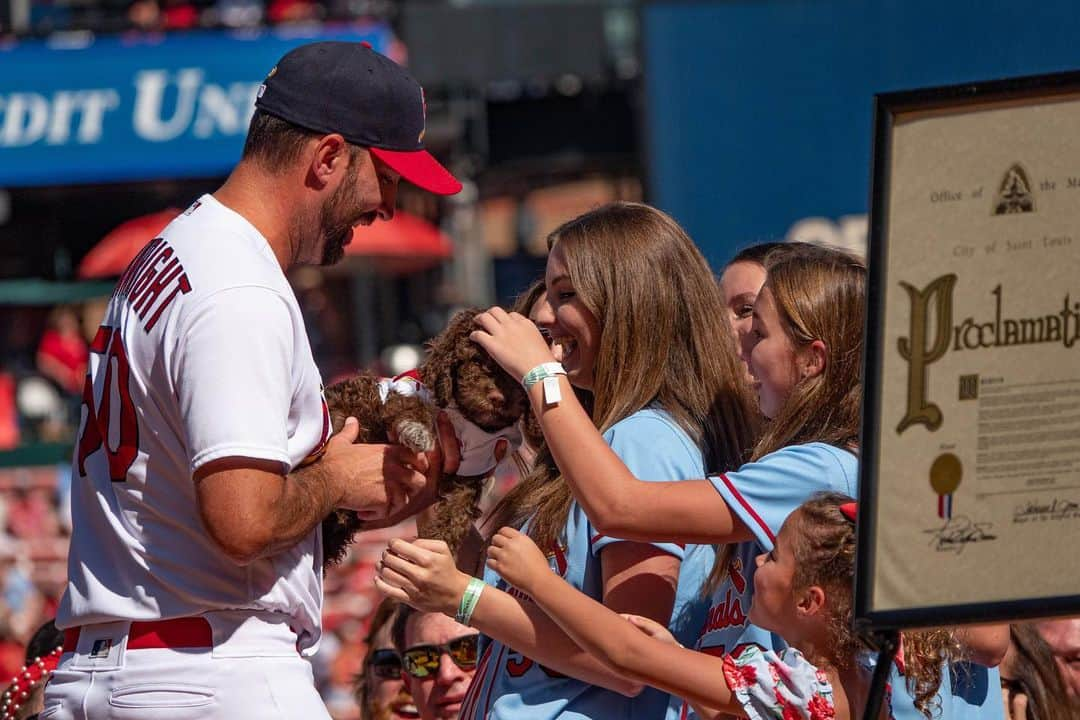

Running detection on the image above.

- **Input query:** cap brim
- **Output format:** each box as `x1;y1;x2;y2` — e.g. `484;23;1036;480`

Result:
370;148;462;196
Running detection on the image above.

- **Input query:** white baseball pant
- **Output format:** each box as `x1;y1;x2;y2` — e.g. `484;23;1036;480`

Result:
41;611;331;720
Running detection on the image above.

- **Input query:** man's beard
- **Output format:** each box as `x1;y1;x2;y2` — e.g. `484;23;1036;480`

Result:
319;174;358;266
366;688;417;720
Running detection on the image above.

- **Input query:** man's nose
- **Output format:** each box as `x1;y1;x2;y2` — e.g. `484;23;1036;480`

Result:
435;653;463;686
378;179;399;221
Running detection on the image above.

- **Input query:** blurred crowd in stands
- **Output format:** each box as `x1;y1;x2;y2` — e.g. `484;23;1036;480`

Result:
2;0;395;39
1;303;99;450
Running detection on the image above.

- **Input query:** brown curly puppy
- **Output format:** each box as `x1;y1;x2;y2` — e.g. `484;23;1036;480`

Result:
321;308;529;568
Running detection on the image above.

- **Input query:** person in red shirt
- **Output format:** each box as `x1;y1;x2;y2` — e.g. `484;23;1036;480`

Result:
35;306;88;396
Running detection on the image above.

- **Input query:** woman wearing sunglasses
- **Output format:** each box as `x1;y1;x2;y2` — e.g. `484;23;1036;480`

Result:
392;606;480;720
357;598;420;720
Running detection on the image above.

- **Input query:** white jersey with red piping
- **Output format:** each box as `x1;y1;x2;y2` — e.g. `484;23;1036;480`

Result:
57;194;331;654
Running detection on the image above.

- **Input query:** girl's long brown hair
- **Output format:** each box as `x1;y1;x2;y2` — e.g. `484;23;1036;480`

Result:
1003;623;1080;720
752;244;866;459
709;244;866;592
484;202;758;549
793;494;951;718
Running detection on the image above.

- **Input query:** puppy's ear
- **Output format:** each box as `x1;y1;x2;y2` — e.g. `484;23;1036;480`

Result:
420;343;455;406
420;308;484;406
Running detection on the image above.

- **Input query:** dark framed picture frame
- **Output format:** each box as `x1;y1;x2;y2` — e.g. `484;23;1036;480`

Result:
856;69;1080;632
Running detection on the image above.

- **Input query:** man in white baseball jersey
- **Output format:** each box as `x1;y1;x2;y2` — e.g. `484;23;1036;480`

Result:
45;42;462;720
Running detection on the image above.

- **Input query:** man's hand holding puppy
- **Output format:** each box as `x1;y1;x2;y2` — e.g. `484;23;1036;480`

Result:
326;416;428;520
352;411;464;530
195;413;459;565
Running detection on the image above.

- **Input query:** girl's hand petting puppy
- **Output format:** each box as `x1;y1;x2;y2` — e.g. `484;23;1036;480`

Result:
471;307;556;384
486;526;552;593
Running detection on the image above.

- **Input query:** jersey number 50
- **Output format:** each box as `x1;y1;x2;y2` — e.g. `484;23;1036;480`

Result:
76;326;138;482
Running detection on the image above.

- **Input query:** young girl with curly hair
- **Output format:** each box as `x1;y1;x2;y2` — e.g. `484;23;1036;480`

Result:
486;492;947;719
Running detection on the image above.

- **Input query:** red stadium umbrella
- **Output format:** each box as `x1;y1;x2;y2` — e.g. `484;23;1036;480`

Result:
343;211;453;274
78;209;452;279
77;209;180;279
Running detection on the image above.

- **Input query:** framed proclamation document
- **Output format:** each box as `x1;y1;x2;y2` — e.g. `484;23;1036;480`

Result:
857;70;1080;630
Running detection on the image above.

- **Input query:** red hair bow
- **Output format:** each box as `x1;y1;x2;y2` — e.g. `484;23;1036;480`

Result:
839;502;857;522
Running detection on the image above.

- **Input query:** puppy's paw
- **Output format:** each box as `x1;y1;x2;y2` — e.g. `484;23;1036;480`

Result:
395;419;436;454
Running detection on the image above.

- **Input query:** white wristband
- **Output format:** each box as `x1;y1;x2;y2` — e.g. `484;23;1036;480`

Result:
522;362;567;406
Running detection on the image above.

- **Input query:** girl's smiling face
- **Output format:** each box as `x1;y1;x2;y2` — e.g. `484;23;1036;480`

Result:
740;285;801;419
749;519;800;631
720;260;767;347
532;243;601;391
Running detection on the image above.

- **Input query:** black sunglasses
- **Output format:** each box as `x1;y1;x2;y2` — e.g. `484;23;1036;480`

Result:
368;648;403;680
401;634;479;678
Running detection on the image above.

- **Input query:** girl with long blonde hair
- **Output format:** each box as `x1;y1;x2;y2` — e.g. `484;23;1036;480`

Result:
376;202;757;720
465;244;879;716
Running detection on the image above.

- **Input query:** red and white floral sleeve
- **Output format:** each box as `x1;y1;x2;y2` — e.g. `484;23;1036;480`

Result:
722;644;836;720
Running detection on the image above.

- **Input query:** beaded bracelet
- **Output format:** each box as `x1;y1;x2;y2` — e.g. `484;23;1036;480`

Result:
2;646;62;720
456;577;486;626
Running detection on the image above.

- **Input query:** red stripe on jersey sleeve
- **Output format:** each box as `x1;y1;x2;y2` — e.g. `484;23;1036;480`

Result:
459;643;493;720
717;473;776;544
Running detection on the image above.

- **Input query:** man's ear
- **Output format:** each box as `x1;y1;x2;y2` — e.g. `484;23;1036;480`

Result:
309;133;349;188
799;339;827;381
796;585;826;618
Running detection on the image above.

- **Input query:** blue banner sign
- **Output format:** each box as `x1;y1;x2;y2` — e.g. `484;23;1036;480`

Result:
0;25;393;187
643;1;1080;269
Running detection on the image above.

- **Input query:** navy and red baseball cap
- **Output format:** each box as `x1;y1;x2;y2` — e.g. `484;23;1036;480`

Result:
255;41;462;196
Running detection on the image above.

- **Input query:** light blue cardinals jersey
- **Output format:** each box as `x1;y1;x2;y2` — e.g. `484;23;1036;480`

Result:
890;661;1005;720
461;407;714;720
684;443;858;720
